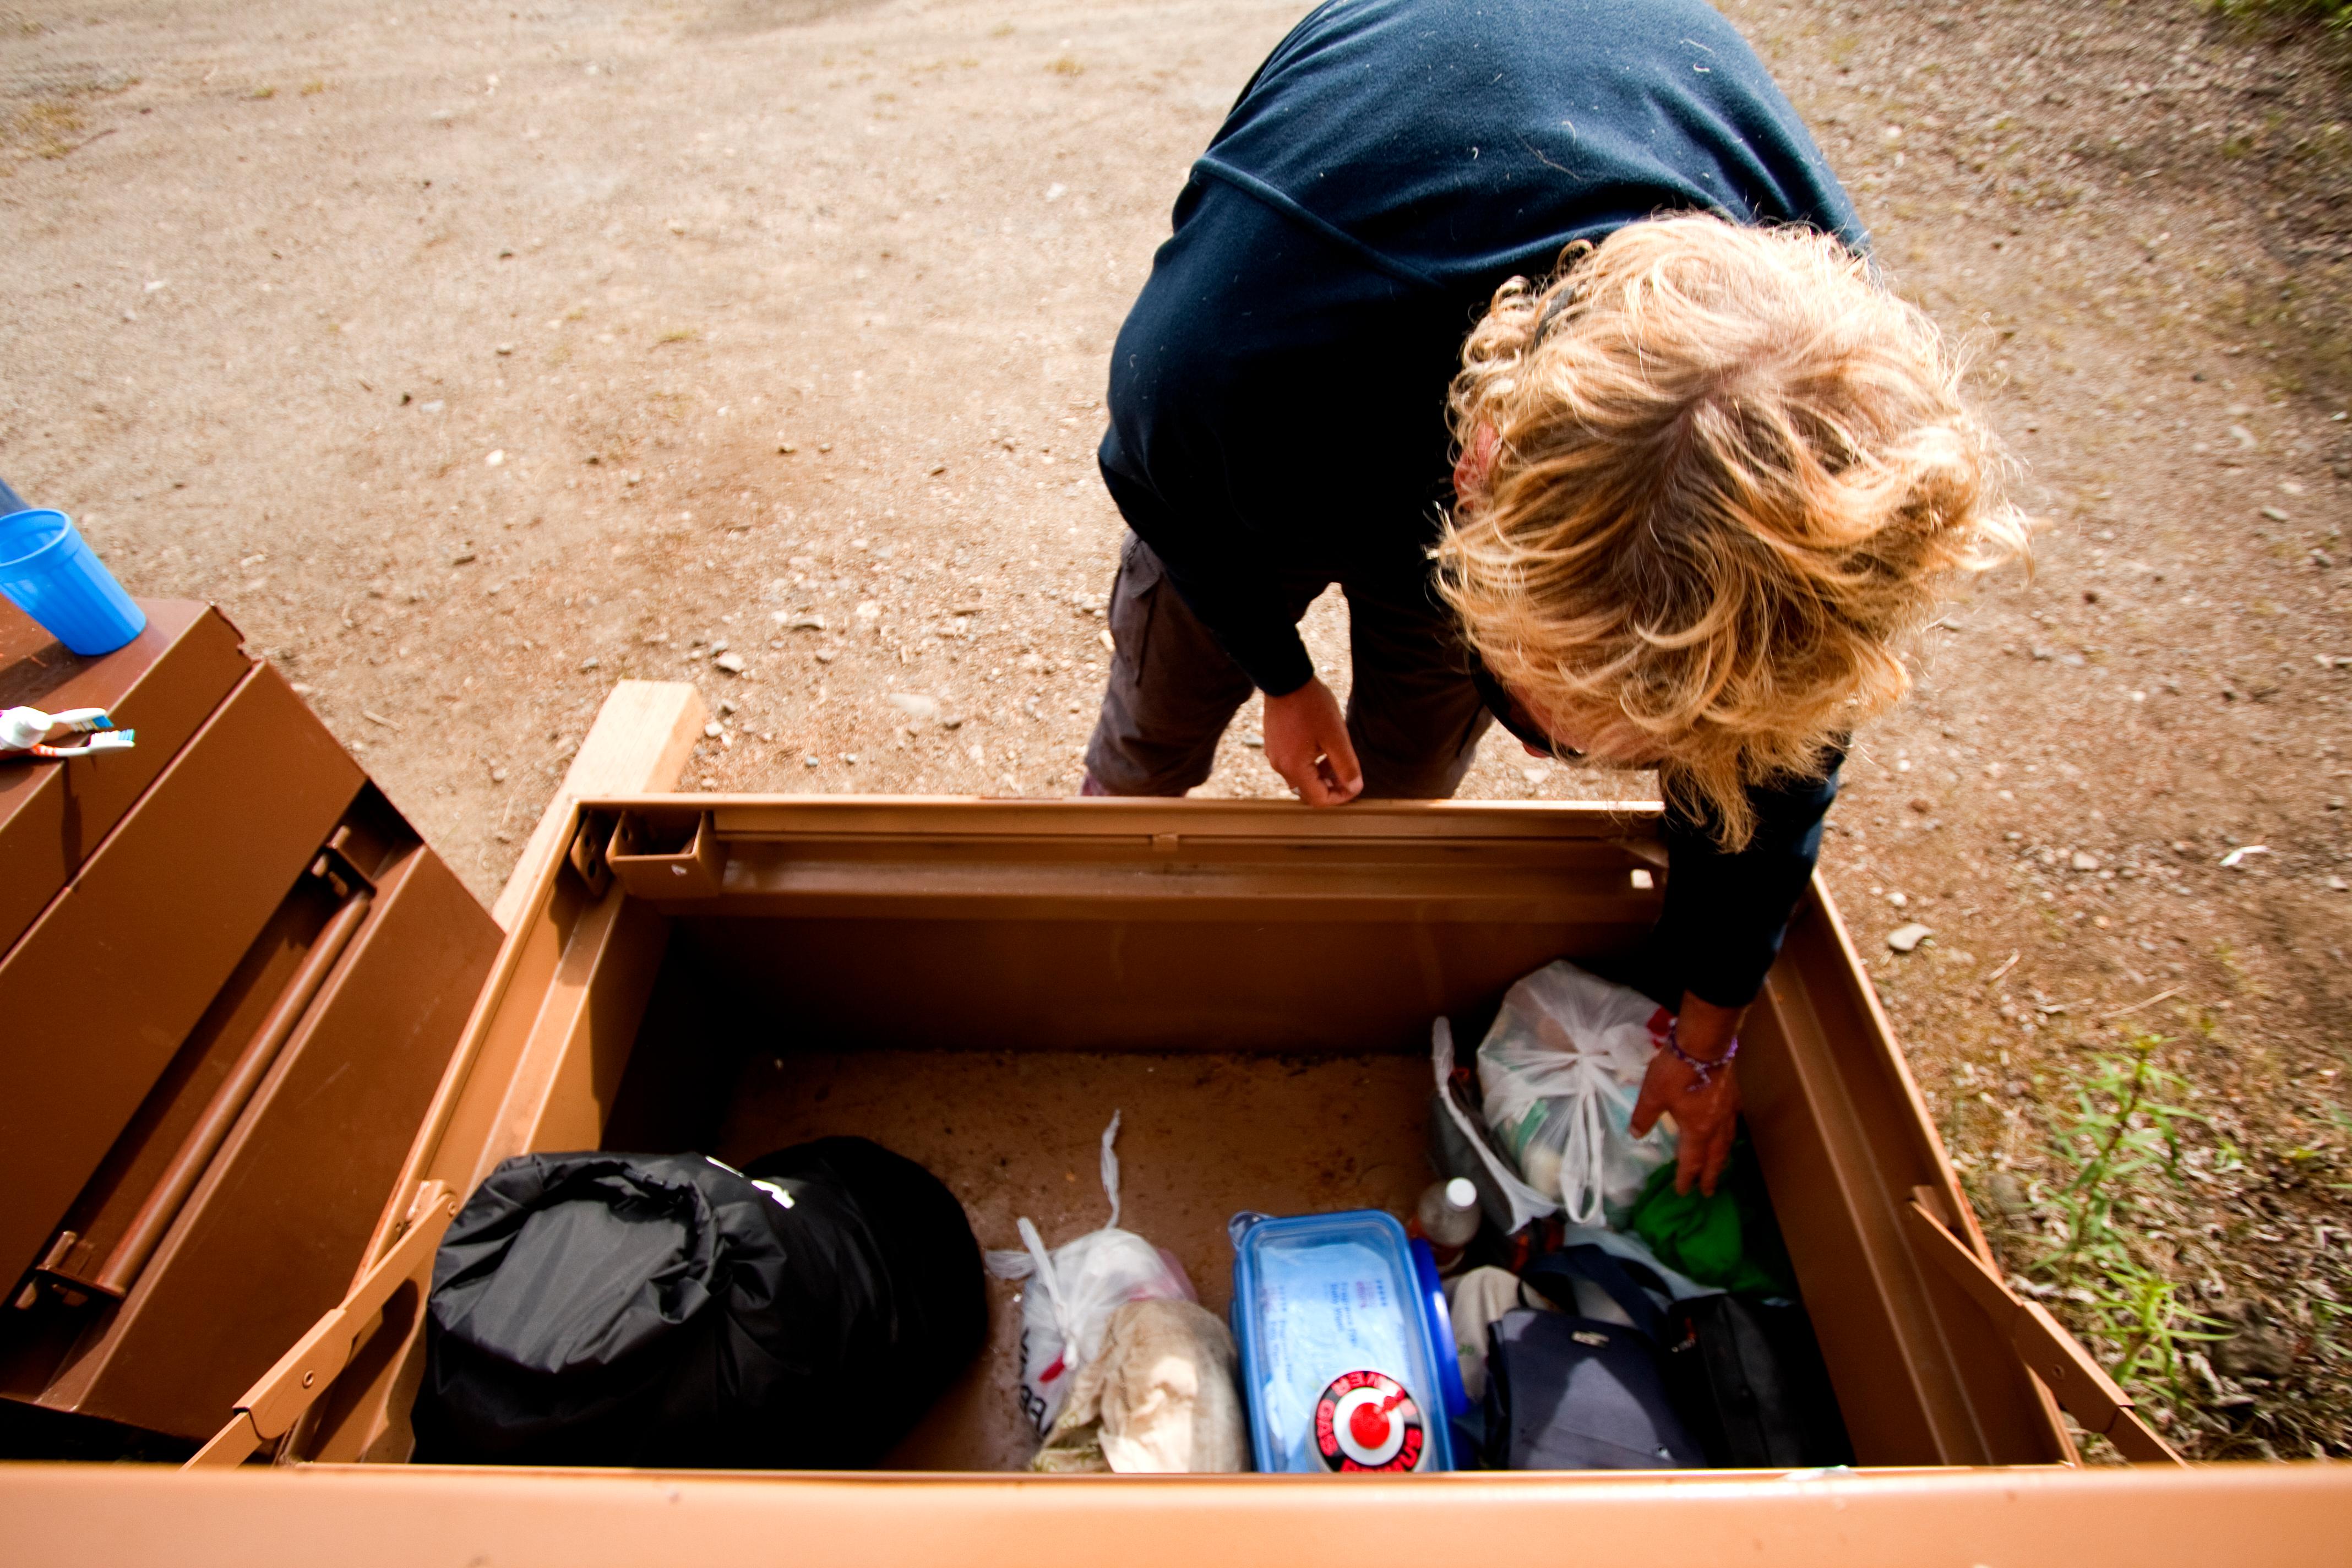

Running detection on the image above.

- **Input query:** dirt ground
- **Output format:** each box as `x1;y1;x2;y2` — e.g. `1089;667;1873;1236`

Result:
5;0;2349;1459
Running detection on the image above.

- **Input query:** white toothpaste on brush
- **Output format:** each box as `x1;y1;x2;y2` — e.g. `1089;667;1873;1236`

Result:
0;705;137;759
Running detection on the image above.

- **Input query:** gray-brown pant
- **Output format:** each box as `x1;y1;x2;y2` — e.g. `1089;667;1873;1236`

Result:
1082;533;1495;799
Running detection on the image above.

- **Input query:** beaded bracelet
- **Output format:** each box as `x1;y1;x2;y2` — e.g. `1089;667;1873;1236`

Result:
1664;1017;1739;1088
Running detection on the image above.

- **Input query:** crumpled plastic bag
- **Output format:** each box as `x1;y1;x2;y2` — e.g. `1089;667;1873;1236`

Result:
1431;1017;1555;1235
985;1112;1197;1440
1476;960;1678;1227
1031;1296;1246;1473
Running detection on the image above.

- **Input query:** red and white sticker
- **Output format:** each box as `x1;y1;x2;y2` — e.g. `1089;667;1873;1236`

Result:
1313;1370;1426;1472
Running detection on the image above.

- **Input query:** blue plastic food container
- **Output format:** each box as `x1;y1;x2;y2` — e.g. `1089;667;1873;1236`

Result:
1228;1209;1457;1473
0;508;146;656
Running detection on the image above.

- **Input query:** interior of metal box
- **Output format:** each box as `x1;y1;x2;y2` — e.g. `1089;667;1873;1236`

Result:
596;903;1632;1473
589;895;1805;1474
293;797;2068;1473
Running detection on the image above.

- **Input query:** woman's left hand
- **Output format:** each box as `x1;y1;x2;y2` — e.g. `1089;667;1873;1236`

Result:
1628;993;1746;1196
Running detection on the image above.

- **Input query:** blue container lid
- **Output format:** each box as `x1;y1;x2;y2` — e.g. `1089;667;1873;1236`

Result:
1408;1237;1471;1419
1228;1209;1456;1473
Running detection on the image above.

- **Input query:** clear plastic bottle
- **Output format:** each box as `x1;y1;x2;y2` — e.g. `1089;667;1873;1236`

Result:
1413;1177;1481;1271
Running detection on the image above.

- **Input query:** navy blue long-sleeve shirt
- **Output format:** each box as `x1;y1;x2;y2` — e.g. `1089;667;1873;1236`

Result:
1097;0;1863;1005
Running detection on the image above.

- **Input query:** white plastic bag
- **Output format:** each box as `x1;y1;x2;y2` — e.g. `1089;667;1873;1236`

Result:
984;1112;1197;1439
1431;1017;1556;1235
1474;961;1679;1227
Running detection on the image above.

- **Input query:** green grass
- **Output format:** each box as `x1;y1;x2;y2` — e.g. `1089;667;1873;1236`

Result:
2030;1037;2232;1414
2209;0;2352;30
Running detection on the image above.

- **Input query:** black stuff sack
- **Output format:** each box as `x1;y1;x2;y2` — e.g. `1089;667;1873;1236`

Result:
1482;1246;1707;1470
1660;1292;1854;1469
412;1139;986;1468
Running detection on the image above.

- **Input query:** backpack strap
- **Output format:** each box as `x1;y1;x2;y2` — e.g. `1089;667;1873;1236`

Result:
1518;1244;1668;1342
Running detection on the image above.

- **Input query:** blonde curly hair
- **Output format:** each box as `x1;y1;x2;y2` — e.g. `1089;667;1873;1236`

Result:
1436;213;2030;850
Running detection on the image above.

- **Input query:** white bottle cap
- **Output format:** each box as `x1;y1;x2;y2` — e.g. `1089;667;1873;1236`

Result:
1444;1177;1477;1211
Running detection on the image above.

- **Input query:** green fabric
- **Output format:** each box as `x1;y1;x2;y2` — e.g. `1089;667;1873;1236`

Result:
1627;1141;1796;1297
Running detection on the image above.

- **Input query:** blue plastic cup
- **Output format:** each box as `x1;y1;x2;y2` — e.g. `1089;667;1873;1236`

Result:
0;509;147;656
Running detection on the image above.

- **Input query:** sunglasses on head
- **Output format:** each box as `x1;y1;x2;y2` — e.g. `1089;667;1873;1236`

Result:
1465;653;1583;760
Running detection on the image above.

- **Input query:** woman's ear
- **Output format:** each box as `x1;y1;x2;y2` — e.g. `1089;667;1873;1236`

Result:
1452;422;1500;504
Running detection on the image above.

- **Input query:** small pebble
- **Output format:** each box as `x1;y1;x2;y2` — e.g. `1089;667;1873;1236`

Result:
1886;922;1933;954
2071;851;2100;872
886;692;941;722
713;651;747;674
578;656;600;671
1986;1172;2032;1219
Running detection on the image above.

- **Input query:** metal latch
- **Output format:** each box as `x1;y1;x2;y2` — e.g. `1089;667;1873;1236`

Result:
568;808;615;898
186;1179;458;1469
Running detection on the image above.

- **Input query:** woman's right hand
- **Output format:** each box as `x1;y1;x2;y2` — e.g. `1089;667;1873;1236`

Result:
1262;678;1364;806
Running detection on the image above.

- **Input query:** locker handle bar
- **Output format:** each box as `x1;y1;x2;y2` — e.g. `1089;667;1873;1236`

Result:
92;869;375;1297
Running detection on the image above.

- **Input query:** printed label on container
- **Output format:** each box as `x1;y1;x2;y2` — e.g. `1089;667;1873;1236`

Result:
1313;1370;1425;1472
